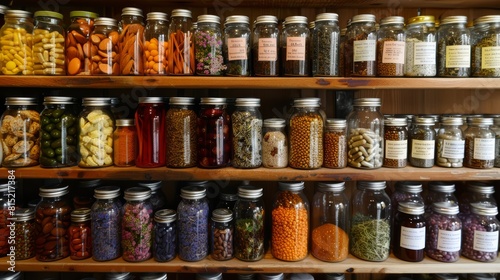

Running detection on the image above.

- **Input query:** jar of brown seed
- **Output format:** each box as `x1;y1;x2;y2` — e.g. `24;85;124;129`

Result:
383;117;407;168
323;119;347;168
376;16;405;77
166;97;197;168
464;117;495;169
345;14;377;77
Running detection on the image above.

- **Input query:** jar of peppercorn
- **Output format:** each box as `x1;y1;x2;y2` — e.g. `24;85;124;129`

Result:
376;16;405;77
153;209;177;262
464;117;495;169
383;117;408;168
166;97;197;168
69;208;92;260
461;202;499;262
231;98;262;168
211;208;234;260
312;13;340;77
345;14;377;77
392;201;426;262
252;15;279;76
425;202;462;262
281;16;310;76
13;208;36;260
323;119;347;169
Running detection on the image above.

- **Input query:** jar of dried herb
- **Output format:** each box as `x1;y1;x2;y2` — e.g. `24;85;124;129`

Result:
166;97;197;168
345;14;377;77
404;15;437;77
437;16;471;77
464;117;495;169
252;15;279;76
436;117;464;168
383;117;408;168
281;16;310;76
323;119;347;168
223;15;251;76
312;13;340;76
376;16;405;77
231;98;262;168
409;117;436;168
195;15;225;75
472;15;500;77
262;118;288;168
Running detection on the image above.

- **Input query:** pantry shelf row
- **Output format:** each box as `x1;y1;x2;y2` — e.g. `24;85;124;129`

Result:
1;76;500;90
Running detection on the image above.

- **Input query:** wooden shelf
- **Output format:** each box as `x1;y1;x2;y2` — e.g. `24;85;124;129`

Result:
3;166;499;181
1;76;500;90
3;253;499;274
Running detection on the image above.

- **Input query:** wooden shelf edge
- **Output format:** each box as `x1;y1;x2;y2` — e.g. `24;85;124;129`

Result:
3;254;499;274
1;166;499;181
1;76;500;90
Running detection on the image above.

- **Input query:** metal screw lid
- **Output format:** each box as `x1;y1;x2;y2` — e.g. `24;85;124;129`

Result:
121;7;143;17
171;9;192;18
440;117;463;126
470;202;498;216
200;97;226;105
220;192;238;202
180;186;206;200
95;17;118;27
264;118;286;128
255;15;278;25
429;182;455;193
124;186;151;201
154;209;177;223
225;15;249;25
432;202;459;215
440;15;467;25
105;272;131;280
278;181;304;191
146;12;168;21
39;184;69;198
467;117;493;126
384;117;407;127
238;185;263;199
13;208;35;222
351;14;376;24
325;274;345;280
34;11;63;20
138;181;162;192
315;13;339;22
235;98;260;107
259;274;284;280
138;97;164;103
116;119;135;126
466;182;495;194
293;97;321;107
82;97;111;106
43;96;75;105
70;11;99;19
414;117;435;125
212;208;233;223
473;15;500;26
284;16;308;25
433;274;459;280
197;273;223;280
94;186;121;199
71;208;91;222
395;181;423;193
5;97;37;106
398;201;425;215
169;97;195;105
353;97;381;107
380;16;405;25
316;182;345;192
197;15;220;24
326;119;346;129
0;183;8;193
357;181;386;190
139;273;167;280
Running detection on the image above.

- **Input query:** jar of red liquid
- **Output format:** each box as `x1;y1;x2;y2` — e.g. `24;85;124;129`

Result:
69;208;92;260
197;97;231;168
135;97;166;167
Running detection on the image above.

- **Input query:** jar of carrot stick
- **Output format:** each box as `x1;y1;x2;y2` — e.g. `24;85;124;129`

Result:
113;118;137;166
167;9;194;75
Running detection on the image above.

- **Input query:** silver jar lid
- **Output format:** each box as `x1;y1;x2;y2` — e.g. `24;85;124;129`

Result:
470;202;498;216
353;97;381;107
154;209;177;223
139;273;167;280
197;273;222;280
264;118;285;128
398;201;425;215
432;202;459;215
293;97;321;107
467;117;493;126
466;182;495;194
384;117;407;127
139;97;164;103
473;15;500;26
289;274;314;280
94;186;121;199
235;98;260;107
325;274;345;280
225;15;249;25
238;185;263;199
71;208;91;222
212;208;233;223
255;15;278;25
171;9;191;18
13;208;35;222
395;181;423;193
441;116;463;126
5;97;37;106
259;274;284;280
316;182;345;192
197;15;220;24
43;96;74;105
284;16;308;25
123;186;151;201
429;182;455;193
278;181;304;191
121;7;143;17
138;181;162;192
116;119;135;126
440;15;467;25
200;97;226;105
380;16;404;25
169;96;195;105
414;117;435;125
105;272;131;280
39;184;69;198
357;181;386;190
82;97;111;106
351;14;376;24
95;17;118;27
0;271;22;280
146;12;168;21
315;13;339;22
5;10;31;19
180;186;206;199
220;192;238;202
326;119;346;129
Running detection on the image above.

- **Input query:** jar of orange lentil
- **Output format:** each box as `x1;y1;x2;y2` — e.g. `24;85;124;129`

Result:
144;12;168;75
311;182;349;262
271;181;309;261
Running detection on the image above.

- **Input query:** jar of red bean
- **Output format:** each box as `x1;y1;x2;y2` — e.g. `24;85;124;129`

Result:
461;202;499;262
69;208;92;260
425;202;462;262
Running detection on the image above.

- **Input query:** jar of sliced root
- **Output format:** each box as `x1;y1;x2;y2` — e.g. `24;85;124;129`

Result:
78;97;114;168
90;17;120;75
33;11;66;75
346;98;383;169
119;7;145;75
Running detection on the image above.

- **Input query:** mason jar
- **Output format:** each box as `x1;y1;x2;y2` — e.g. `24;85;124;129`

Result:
113;119;137;167
13;208;36;260
425;182;458;213
472;15;500;77
405;15;437;77
376;16;405;77
0;10;34;75
33;11;66;75
135;97;166;168
391;181;424;220
119;7;144;75
311;182;349;262
393;202;426;262
195;15;225;75
281;16;310;76
312;13;340;76
323;119;347;169
346;98;384;169
90;17;120;75
168;9;194;75
137;181;166;211
383;117;408;168
436;117;464;167
1;97;40;167
461;202;499;262
166;97;197;168
69;208;92;260
492;117;500;167
464;117;495;169
252;15;279;76
144;12;168;75
0;183;11;257
437;15;471;77
425;202;462;262
459;182;497;216
211;208;234;261
262;118;288;168
345;14;377;77
66;11;98;75
223;15;251;76
153;209;177;262
409;117;436;168
232;98;262;168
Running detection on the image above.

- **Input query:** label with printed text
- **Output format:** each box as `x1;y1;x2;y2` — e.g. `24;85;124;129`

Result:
286;37;306;61
258;38;277;61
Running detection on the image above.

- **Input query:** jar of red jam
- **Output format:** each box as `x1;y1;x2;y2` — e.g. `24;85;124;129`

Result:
135;97;166;167
69;208;92;260
197;97;231;168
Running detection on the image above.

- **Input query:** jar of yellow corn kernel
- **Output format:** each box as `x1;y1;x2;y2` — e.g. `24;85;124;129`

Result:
288;98;324;169
0;10;34;75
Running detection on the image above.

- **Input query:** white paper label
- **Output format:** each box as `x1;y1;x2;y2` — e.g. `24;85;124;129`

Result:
481;46;500;69
442;139;465;159
473;138;495;160
286;37;306;61
258;38;277;61
446;45;471;68
227;38;248;60
353;40;376;62
413;42;436;65
382;41;405;64
437;229;461;252
411;139;435;159
385;140;407;160
473;230;499;252
400;226;426;250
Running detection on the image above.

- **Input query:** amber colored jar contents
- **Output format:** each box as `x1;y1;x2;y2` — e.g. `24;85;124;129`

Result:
69;208;92;260
166;97;197;168
114;119;137;166
119;7;145;75
135;97;166;167
323;119;347;168
393;202;426;262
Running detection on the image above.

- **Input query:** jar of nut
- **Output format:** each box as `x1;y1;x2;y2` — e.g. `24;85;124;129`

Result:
90;17;120;75
376;16;405;77
383;117;408;168
436;116;465;168
345;14;377;77
66;11;99;75
119;7;145;75
0;10;34;75
144;12;169;75
33;11;66;75
323;119;347;168
210;208;234;261
346;98;383;169
464;117;495;169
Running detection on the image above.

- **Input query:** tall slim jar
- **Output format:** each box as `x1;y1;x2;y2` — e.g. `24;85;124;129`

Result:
144;12;168;75
223;15;251;76
409;117;436;168
232;98;262;168
345;14;377;76
168;9;194;75
119;7;144;75
323;119;347;168
376;16;405;77
312;13;340;76
195;15;225;75
262;118;288;168
281;16;310;76
252;15;279;76
33;11;65;75
135;97;166;168
166;97;197;168
436;117;465;168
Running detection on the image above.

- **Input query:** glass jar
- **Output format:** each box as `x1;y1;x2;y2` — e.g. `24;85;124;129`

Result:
323;119;347;168
153;209;177;262
492;117;500;167
262;118;288;168
404;15;437;76
197;273;223;280
345;14;377;77
105;272;132;280
1;97;40;167
459;182;497;216
437;16;471;77
289;98;323;169
166;96;197;168
195;15;225;75
144;12;168;75
91;186;122;261
78;97;114;168
281;16;309;76
383;117;408;168
90;17;120;75
252;15;279;76
168;9;194;75
33;11;65;75
223;15;251;76
73;179;101;209
211;208;234;260
119;7;144;75
425;202;462;262
346;98;384;169
393;201;426;262
311;182;349;262
197;97;230;168
13;208;36;260
472;15;500;77
461;202;499;262
436;117;465;167
391;181;424;219
350;181;391;262
259;274;284;280
177;186;209;261
66;11;98;75
113;119;137;167
69;208;92;260
35;184;71;261
232;98;262;168
137;181;166;211
40;96;78;168
312;13;340;76
138;273;168;280
464;117;495;168
135;97;166;168
271;182;309;261
425;182;458;213
376;16;405;77
216;192;238;210
0;10;34;75
122;187;153;262
234;185;265;261
409;117;436;168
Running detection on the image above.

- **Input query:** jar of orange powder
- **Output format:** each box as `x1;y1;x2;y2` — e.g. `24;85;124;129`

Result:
113;118;137;166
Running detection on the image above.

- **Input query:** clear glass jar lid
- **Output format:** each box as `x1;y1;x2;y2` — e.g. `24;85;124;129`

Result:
71;208;91;222
467;117;493;126
326;119;346;129
278;181;304;191
169;97;195;105
116;119;135;126
70;11;99;19
5;97;37;106
353;97;381;107
293;97;321;107
121;7;143;17
466;182;495;194
95;17;118;27
238;185;263;198
124;186;152;201
146;12;168;21
43;96;74;105
315;13;339;22
395;181;423;193
13;208;35;222
82;97;111;106
180;186;206;199
225;15;249;25
39;184;69;198
351;14;376;24
357;181;386;190
154;209;177;223
94;186;121;199
432;201;459;215
380;16;404;25
440;15;467;25
407;15;435;25
212;208;233;223
398;201;425;215
200;97;226;105
470;202;498;216
414;117;435;125
473;15;500;26
5;10;31;18
264;118;285;128
139;97;164;103
171;9;192;18
197;15;220;24
255;15;278;24
316;182;345;192
385;117;407;127
235;98;260;107
284;16;308;25
34;10;63;20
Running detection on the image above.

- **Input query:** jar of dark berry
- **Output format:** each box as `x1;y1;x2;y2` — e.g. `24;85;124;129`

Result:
153;209;177;262
425;202;462;262
461;202;499;262
69;208;92;260
393;201;426;262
